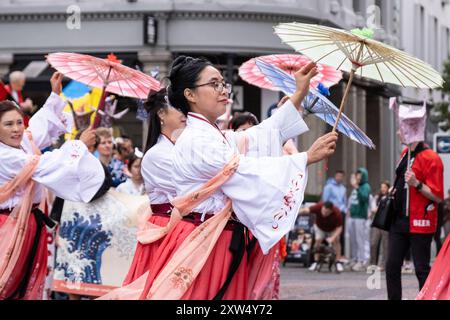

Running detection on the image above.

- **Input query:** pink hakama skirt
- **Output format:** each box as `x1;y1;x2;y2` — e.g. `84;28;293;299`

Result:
123;204;249;300
0;207;49;300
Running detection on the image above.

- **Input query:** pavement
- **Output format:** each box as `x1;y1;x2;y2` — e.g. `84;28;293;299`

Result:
279;264;420;300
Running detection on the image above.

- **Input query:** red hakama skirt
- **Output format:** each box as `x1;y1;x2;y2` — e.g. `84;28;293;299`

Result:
123;203;249;300
0;206;50;300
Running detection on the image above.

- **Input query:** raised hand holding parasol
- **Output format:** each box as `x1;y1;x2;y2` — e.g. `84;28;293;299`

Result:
47;52;160;128
239;54;342;90
241;57;375;149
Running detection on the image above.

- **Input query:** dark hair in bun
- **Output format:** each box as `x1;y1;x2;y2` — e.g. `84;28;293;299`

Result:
144;88;168;151
167;55;212;116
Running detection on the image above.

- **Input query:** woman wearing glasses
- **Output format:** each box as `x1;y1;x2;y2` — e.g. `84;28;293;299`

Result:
101;56;337;300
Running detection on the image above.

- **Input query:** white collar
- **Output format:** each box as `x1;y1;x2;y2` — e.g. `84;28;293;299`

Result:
187;112;209;121
186;112;215;127
187;112;230;146
158;133;175;145
0;139;25;152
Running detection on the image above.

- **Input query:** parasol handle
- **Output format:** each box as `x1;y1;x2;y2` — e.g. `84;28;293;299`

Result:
332;68;355;132
311;96;320;107
332;41;363;132
67;101;79;131
92;85;108;129
406;145;411;217
303;96;319;118
92;66;112;129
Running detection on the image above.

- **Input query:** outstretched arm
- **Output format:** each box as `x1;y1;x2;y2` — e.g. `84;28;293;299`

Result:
27;72;70;149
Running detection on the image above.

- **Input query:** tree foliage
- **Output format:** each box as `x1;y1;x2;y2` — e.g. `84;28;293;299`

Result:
430;58;450;131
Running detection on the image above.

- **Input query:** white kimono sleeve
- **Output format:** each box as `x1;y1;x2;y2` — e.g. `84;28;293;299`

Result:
253;98;308;141
238;99;309;157
3;141;105;203
224;154;308;254
186;135;308;254
27;92;69;150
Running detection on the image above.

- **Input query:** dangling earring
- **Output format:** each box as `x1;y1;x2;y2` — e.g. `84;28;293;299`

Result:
160;120;164;127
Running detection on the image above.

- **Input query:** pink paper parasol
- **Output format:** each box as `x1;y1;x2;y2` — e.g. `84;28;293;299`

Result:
47;52;160;127
239;54;342;90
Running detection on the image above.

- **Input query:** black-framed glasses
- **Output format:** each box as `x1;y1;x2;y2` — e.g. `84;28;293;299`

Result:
191;81;232;94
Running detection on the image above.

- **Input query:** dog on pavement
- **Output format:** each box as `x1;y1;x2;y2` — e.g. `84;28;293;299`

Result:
316;241;338;273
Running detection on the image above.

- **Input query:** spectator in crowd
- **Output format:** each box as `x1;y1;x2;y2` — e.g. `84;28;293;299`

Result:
95;127;128;187
386;139;443;300
116;155;145;195
322;170;347;258
4;71;34;126
114;135;134;176
299;201;344;273
348;168;371;272
368;181;390;271
115;135;134;163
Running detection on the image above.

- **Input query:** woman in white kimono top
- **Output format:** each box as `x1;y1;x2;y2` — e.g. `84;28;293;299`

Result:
109;56;335;301
121;88;188;287
0;73;105;300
